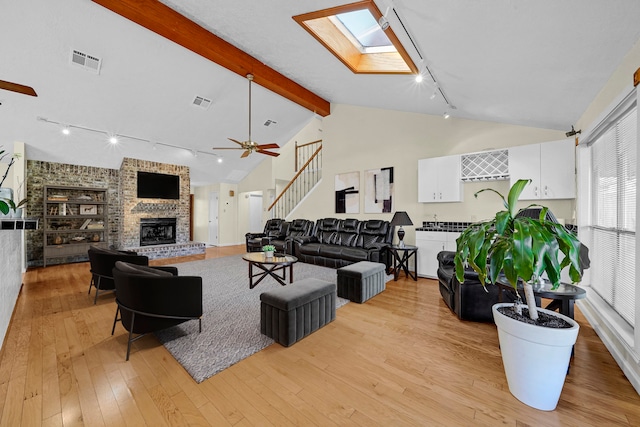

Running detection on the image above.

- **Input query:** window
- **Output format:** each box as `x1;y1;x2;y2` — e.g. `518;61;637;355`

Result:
293;1;418;74
587;103;636;327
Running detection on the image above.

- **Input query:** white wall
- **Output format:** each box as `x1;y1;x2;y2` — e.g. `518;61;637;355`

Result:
289;103;569;245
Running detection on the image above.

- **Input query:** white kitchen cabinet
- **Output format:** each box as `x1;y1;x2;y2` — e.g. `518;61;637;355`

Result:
416;230;460;278
418;155;463;203
509;139;575;200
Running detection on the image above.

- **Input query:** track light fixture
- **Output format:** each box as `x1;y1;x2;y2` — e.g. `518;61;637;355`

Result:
378;6;391;30
443;111;450;119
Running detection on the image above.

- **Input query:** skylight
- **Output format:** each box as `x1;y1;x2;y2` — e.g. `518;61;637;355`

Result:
293;1;417;74
333;9;395;52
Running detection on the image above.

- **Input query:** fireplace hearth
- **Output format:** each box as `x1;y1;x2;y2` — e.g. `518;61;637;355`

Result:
140;218;177;246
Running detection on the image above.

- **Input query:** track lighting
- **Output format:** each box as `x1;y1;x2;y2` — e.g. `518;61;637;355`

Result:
378;6;390;30
443;111;450;119
430;85;438;100
36;116;224;161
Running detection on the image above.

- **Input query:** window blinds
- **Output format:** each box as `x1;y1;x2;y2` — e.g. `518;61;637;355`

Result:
588;106;637;326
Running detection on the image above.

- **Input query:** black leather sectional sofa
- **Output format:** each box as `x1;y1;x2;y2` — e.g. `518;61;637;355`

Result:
292;218;393;268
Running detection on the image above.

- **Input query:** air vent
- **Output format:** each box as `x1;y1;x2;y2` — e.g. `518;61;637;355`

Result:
192;96;212;109
70;49;101;74
264;119;277;126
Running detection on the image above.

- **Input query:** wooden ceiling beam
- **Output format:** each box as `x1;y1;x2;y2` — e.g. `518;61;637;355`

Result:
91;0;330;117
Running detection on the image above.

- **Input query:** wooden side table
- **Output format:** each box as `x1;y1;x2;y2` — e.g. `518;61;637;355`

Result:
387;245;418;281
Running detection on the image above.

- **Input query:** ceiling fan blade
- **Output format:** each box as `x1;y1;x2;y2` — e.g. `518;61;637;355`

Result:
228;138;246;147
241;150;251;158
0;79;37;97
257;149;280;157
256;143;279;149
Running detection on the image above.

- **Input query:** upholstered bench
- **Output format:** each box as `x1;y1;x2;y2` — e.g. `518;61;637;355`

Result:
337;261;386;303
260;278;336;346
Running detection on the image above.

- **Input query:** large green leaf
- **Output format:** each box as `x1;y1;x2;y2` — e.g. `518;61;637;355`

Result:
507;179;531;217
512;219;533;282
0;200;9;215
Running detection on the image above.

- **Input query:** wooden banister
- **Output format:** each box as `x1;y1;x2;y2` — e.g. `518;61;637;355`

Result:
268;143;322;212
295;139;322;171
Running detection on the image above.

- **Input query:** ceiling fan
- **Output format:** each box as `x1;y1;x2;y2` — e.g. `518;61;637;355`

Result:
0;79;38;97
212;73;280;158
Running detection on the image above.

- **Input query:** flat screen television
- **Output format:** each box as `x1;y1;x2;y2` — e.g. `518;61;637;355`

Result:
137;171;180;199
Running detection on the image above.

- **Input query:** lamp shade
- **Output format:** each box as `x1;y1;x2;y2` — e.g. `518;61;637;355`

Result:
390;211;413;227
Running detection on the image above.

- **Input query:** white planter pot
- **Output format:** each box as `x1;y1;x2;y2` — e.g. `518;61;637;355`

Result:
492;303;579;411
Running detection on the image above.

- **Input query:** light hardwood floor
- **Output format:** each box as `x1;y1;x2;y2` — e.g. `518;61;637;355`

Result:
1;245;639;426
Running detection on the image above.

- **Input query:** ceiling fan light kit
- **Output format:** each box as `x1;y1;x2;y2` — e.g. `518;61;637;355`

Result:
212;73;281;158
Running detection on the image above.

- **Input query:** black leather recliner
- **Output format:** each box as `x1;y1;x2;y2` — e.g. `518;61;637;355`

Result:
293;218;392;268
280;219;314;254
245;218;288;252
437;251;520;322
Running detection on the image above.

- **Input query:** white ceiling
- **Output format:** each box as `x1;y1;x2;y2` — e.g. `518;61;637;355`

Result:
1;0;640;186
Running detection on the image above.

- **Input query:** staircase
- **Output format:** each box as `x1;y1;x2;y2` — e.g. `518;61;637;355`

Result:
268;140;322;218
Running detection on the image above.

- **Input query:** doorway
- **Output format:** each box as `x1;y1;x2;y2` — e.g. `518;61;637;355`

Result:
248;193;263;233
209;191;219;246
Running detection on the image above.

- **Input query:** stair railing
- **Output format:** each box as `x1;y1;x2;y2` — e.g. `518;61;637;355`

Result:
269;140;322;218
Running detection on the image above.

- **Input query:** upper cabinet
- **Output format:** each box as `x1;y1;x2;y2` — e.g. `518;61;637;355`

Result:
509;139;576;200
418;155;463;203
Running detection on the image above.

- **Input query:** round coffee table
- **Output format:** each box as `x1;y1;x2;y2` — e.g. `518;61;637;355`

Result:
242;252;298;289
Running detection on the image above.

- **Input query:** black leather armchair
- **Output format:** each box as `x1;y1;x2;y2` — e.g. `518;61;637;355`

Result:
111;261;203;360
87;246;149;304
245;218;288;252
437;251;520;322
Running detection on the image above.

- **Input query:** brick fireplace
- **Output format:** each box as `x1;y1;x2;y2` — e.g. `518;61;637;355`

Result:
118;157;204;258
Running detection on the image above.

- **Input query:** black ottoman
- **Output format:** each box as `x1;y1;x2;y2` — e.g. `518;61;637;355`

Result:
337;261;386;303
260;278;336;346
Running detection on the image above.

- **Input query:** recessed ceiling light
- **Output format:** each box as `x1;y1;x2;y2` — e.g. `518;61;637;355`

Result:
61;126;70;135
218;157;223;163
415;74;423;83
109;135;118;144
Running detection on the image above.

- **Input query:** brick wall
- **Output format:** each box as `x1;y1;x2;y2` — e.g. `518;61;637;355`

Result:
26;161;120;267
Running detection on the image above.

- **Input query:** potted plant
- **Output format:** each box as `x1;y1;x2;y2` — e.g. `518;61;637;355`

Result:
0;146;22;216
454;179;588;411
262;244;275;258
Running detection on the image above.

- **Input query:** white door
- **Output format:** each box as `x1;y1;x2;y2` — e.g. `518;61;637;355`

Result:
248;194;263;233
208;191;219;245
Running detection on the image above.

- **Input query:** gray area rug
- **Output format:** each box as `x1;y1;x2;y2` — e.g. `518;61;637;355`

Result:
155;255;383;383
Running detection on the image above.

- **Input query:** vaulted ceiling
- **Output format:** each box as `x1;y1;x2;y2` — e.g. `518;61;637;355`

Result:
1;0;640;185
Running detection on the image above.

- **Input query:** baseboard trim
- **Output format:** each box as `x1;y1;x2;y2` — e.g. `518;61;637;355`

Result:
578;298;640;395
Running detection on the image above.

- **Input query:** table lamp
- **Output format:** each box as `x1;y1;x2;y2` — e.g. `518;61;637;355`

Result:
390;211;413;248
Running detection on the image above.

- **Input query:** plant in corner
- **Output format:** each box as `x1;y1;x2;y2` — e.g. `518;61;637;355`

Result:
453;179;589;411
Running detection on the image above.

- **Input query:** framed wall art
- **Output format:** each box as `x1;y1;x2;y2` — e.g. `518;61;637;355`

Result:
335;171;360;214
364;167;393;213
